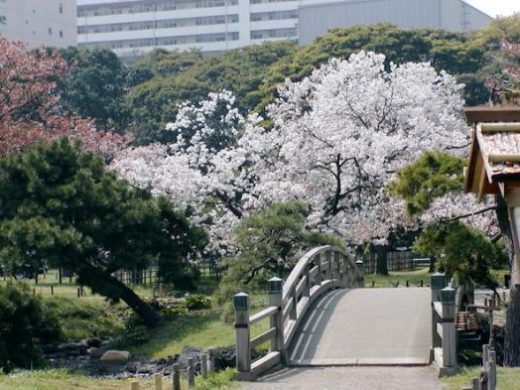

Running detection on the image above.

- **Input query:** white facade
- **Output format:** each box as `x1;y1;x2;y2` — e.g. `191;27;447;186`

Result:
298;0;492;45
0;0;76;48
77;0;343;58
77;0;492;59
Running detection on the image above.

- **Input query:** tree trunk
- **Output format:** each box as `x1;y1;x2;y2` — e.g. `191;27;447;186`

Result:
375;245;389;275
116;276;160;327
77;263;160;327
505;285;520;366
495;196;520;365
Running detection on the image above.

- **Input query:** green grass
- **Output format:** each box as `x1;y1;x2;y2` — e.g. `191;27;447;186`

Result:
0;368;237;390
115;308;267;359
42;296;124;340
364;267;431;288
442;366;520;390
0;369;132;390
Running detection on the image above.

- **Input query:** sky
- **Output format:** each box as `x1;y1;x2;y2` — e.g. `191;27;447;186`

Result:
464;0;520;17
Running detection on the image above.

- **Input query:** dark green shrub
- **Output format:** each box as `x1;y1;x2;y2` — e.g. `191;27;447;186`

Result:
0;282;62;372
184;294;211;311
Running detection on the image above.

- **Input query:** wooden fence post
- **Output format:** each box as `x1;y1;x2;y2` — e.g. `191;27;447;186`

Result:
172;363;180;390
207;349;215;373
441;285;457;369
488;350;497;390
187;358;195;388
268;277;286;364
355;260;365;287
50;285;54;296
234;292;251;377
154;373;162;390
130;381;139;390
201;354;208;378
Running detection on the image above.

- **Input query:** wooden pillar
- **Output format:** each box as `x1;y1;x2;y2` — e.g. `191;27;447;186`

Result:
234;292;251;376
326;251;332;280
187;358;195;388
488;349;496;390
172;363;180;390
154;373;162;390
268;277;287;364
314;254;322;285
431;273;446;349
302;265;311;297
441;285;457;368
355;260;365;288
201;354;208;379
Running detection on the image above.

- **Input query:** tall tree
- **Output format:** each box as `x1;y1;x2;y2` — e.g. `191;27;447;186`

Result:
114;52;470;274
0;139;207;326
59;48;130;132
0;38;127;158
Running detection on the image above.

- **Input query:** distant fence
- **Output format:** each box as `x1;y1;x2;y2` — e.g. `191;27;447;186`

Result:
363;251;430;274
113;258;221;288
129;353;214;390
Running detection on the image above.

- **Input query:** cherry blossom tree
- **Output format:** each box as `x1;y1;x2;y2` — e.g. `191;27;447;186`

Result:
112;91;255;254
113;52;475;257
245;52;470;244
0;38;127;157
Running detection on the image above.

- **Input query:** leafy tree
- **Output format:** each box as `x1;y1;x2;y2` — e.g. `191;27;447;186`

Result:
0;282;61;372
0;38;127;158
126;41;296;144
253;24;487;113
414;222;507;288
388;151;466;217
217;202;342;320
0;139;207;326
58;48;130;132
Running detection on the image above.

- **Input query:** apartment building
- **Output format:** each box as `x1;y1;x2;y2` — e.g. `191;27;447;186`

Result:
0;0;76;48
77;0;492;59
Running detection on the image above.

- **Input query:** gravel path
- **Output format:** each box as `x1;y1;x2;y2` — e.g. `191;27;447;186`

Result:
241;366;442;390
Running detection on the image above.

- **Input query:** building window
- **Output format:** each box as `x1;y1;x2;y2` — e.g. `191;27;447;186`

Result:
48;27;52;35
59;3;63;14
59;30;63;38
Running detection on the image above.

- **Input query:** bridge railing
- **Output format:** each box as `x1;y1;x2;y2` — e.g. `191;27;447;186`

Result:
430;272;457;376
234;245;363;381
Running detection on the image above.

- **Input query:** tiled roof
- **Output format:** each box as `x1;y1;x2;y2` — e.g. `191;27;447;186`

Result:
477;123;520;179
479;128;520;177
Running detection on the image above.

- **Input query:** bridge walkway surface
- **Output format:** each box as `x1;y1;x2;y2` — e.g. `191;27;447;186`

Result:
242;287;442;389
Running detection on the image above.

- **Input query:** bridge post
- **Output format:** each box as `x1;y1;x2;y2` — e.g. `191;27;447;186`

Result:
315;254;322;285
267;277;287;364
431;273;446;350
355;260;365;288
234;292;251;377
326;251;333;280
441;285;457;369
303;264;311;297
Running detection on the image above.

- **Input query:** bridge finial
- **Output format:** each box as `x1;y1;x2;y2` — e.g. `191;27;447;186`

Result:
267;277;283;294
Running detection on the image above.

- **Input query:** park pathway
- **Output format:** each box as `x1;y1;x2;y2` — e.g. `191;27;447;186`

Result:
241;366;442;390
243;287;441;389
290;287;432;365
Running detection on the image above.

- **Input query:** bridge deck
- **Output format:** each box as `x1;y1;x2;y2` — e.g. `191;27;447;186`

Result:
289;288;432;366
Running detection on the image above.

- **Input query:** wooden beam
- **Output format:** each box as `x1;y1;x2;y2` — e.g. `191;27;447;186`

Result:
465;106;520;125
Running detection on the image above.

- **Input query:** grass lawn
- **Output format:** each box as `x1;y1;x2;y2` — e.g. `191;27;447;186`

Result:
364;266;432;288
442;366;520;390
114;306;268;359
0;368;237;390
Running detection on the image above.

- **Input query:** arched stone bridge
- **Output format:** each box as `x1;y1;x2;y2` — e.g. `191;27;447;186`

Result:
233;246;456;384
